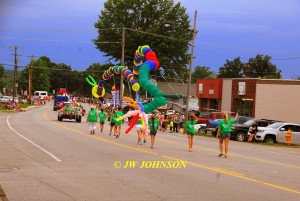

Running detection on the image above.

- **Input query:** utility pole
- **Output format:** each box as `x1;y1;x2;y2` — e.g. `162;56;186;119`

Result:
120;27;125;107
27;55;37;104
10;46;21;102
185;10;197;127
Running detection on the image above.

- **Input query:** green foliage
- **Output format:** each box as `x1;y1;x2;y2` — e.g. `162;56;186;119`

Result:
218;55;281;79
94;0;192;81
191;66;216;82
244;54;281;79
0;65;4;78
31;58;51;92
218;57;244;78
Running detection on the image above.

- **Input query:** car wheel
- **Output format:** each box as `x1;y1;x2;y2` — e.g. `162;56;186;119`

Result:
198;127;205;134
236;132;246;142
264;135;275;144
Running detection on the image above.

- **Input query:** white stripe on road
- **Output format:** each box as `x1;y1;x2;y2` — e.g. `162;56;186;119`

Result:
6;115;62;162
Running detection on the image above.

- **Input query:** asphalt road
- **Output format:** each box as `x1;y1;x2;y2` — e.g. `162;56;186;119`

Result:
0;103;300;201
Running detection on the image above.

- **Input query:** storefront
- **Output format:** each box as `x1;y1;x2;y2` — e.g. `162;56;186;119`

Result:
196;78;222;112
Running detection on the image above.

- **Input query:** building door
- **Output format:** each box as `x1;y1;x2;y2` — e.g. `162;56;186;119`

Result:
234;98;253;117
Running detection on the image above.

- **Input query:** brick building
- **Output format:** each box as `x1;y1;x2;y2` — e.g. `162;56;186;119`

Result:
197;78;300;124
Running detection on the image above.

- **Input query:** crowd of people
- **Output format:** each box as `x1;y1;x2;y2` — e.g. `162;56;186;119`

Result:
84;104;241;158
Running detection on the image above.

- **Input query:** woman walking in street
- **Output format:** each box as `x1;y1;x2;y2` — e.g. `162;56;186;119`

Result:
109;110;116;136
86;105;98;135
114;106;124;139
216;112;238;158
184;114;198;152
136;119;144;145
149;114;159;148
99;108;107;132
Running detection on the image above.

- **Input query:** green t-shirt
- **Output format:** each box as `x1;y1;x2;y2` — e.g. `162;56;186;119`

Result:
185;120;197;134
114;111;124;125
99;111;106;123
88;110;97;122
148;119;159;131
64;106;71;113
218;119;235;133
136;119;142;125
74;109;80;115
110;115;116;123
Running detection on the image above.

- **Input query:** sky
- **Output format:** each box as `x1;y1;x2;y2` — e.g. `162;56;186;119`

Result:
0;0;300;79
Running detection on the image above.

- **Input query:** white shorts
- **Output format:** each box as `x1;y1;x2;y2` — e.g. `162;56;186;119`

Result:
89;122;97;131
136;124;143;130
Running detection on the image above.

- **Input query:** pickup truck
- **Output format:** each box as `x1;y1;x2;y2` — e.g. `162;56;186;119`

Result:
205;116;253;137
254;122;300;144
231;119;278;142
197;112;225;124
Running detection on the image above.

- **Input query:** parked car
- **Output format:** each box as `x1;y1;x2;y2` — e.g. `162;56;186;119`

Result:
231;119;278;142
0;96;13;103
166;110;175;115
254;122;300;144
197;112;235;124
204;115;253;137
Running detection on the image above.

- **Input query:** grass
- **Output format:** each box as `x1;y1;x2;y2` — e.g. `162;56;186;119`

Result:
0;103;31;112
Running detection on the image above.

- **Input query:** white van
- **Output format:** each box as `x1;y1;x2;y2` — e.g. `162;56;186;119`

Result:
33;91;48;100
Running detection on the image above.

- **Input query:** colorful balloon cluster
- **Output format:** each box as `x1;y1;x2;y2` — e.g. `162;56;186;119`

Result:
116;97;149;135
86;75;105;98
102;66;140;92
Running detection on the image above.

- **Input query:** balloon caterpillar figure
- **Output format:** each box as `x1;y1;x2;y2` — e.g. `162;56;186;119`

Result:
116;45;167;136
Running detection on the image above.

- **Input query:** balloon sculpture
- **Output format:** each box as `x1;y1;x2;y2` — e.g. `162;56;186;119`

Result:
116;45;167;136
86;75;105;99
85;45;167;136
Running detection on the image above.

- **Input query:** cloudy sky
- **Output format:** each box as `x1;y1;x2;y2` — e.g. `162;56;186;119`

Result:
0;0;299;79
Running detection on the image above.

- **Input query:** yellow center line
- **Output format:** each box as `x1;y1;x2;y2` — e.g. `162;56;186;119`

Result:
159;137;300;169
44;112;300;195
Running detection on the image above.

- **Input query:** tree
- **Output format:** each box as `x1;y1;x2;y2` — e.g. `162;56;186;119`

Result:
244;54;281;79
0;64;5;93
94;0;193;81
218;57;244;78
191;66;216;82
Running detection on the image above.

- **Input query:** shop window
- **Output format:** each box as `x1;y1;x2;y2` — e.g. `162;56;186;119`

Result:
234;98;253;117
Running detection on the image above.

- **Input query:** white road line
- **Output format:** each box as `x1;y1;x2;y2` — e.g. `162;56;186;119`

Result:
6;115;62;162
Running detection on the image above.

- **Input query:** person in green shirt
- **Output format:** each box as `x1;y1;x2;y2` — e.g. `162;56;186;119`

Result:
216;112;238;158
64;104;71;115
99;108;107;132
136;119;144;145
184;114;198;152
148;114;159;148
86;105;98;135
109;110;116;136
114;106;124;139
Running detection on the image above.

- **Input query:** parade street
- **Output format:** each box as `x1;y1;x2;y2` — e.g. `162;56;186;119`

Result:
0;103;300;201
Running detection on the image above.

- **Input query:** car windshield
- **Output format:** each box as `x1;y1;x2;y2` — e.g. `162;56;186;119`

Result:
267;122;284;129
243;119;254;126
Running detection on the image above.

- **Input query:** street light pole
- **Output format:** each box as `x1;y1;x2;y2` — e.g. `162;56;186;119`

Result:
185;10;197;126
120;27;125;107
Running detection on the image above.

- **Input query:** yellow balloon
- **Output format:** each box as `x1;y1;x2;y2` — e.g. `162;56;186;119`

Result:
132;83;140;91
92;86;105;98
